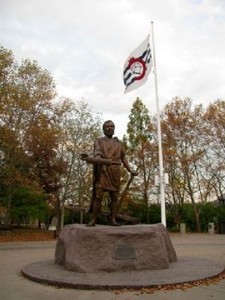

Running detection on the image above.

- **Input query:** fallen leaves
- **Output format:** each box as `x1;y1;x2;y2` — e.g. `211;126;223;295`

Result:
0;228;56;242
112;270;225;295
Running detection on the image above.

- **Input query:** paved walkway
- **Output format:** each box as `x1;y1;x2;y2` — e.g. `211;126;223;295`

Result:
0;233;225;300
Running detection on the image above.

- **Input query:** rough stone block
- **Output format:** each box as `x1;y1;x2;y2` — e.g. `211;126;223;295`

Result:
55;223;177;273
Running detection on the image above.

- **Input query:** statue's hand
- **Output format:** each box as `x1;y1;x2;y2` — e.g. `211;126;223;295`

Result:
80;153;89;160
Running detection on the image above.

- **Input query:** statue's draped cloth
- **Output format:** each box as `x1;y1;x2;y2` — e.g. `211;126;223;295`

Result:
93;136;125;192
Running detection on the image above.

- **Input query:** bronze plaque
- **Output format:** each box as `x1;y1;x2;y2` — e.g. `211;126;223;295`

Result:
115;244;137;260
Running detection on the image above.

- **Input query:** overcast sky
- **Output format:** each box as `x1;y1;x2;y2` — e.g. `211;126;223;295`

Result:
1;0;225;138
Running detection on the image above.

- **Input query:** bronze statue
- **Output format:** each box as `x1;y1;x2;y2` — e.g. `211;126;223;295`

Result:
81;120;138;226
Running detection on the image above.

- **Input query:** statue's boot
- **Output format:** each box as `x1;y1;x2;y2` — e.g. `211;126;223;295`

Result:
111;202;120;226
86;218;96;227
111;219;120;226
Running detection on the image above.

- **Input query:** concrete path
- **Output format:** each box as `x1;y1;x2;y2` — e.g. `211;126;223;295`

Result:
0;233;225;300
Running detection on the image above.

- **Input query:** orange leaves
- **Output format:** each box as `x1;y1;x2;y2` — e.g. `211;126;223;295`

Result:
0;228;55;242
112;271;225;295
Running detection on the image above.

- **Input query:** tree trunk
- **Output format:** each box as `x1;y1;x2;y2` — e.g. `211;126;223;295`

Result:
193;203;201;232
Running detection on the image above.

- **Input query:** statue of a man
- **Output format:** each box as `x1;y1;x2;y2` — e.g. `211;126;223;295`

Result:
82;120;137;226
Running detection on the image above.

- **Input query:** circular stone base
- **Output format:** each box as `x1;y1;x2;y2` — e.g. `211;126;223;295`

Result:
22;257;224;290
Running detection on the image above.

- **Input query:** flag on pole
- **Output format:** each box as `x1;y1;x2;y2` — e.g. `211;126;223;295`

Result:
123;35;152;93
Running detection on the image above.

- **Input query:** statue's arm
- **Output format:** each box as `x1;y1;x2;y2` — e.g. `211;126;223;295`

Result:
93;138;102;158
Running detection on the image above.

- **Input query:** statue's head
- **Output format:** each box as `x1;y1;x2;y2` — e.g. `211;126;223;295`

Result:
103;120;115;137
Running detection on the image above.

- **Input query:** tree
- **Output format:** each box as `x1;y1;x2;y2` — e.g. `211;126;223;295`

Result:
161;97;207;232
0;45;66;225
6;186;48;226
122;98;157;223
203;100;225;199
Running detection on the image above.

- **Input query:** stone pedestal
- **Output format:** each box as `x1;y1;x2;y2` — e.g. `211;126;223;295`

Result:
55;223;177;273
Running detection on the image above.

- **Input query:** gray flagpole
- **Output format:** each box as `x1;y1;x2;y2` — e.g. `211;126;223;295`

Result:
151;21;166;226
